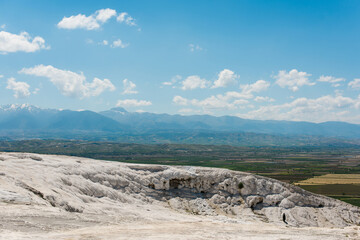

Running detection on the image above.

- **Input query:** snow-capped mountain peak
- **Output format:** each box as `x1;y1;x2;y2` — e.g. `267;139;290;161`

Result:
0;104;40;112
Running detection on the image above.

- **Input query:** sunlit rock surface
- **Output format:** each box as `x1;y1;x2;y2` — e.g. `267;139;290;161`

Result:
0;152;359;239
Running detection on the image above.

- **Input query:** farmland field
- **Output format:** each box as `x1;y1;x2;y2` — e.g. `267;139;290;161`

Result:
296;174;360;206
296;174;360;185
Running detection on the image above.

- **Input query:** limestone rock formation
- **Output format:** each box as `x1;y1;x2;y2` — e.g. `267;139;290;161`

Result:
0;152;359;239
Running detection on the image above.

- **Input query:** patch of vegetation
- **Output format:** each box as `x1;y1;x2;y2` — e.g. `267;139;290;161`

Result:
299;184;360;207
330;196;360;207
299;184;360;196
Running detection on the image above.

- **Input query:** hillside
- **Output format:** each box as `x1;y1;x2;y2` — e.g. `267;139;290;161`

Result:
0;152;359;239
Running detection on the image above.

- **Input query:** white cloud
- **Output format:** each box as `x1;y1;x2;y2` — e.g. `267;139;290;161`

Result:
175;78;270;111
173;96;188;105
181;75;210;90
111;39;128;48
240;80;270;95
86;77;115;97
126;16;136;26
173;93;249;111
237;94;360;123
317;75;345;87
19;65;115;98
349;79;360;89
274;69;315;91
191;95;249;110
162;75;181;86
57;13;100;30
232;99;250;105
0;31;49;54
224;91;253;99
189;44;203;52
116;12;136;26
0;24;5;30
6;77;30;98
95;8;117;23
58;8;135;30
116;12;127;22
122;79;137;94
99;39;128;48
0;75;3;78
212;69;239;88
209;80;270;100
254;96;275;102
116;99;152;107
174;78;271;112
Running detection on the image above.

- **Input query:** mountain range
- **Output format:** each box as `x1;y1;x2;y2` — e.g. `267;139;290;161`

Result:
0;104;359;146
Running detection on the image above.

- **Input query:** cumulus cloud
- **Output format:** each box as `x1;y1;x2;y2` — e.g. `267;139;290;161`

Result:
181;75;210;90
122;79;137;94
224;91;254;99
0;24;6;30
191;94;249;110
116;12;136;26
174;79;270;111
212;69;239;88
240;80;270;96
317;75;345;87
274;69;315;91
116;99;152;107
6;77;30;98
0;31;49;54
95;8;117;23
178;69;240;90
19;65;115;98
111;39;128;48
237;94;360;123
349;79;360;89
57;13;101;30
58;8;135;30
173;93;250;111
173;95;188;105
162;75;181;86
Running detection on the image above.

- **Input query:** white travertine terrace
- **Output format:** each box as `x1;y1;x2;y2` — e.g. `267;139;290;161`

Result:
0;152;359;239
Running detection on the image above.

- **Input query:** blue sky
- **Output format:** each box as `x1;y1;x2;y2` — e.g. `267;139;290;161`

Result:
0;0;360;123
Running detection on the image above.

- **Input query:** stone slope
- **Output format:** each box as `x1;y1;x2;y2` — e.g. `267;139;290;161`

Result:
0;152;359;239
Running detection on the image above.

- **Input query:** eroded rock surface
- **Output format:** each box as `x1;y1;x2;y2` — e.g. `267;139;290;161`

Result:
0;152;359;239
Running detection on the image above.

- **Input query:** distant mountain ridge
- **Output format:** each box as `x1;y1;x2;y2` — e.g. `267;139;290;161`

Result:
0;104;125;132
0;104;359;146
100;107;360;139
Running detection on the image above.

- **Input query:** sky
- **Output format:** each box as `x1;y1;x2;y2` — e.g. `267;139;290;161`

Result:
0;0;360;123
